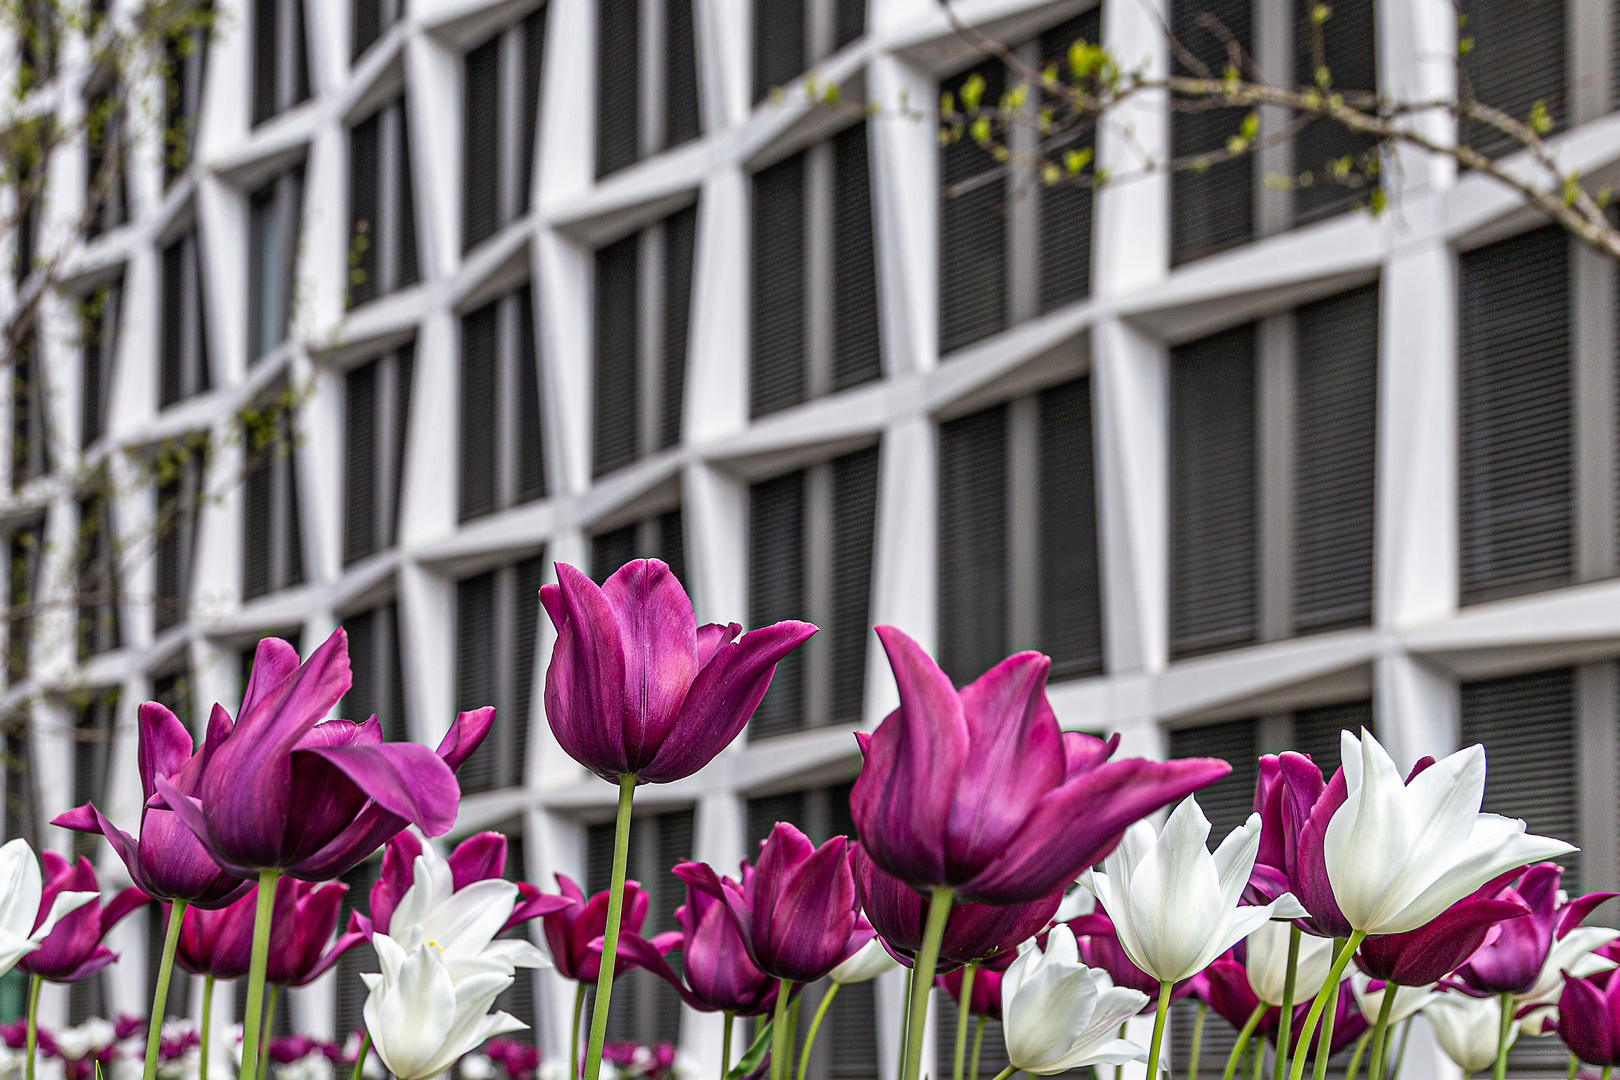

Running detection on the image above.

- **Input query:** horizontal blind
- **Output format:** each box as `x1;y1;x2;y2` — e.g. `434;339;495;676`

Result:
938;405;1008;687
936;992;1009;1080
1037;11;1097;311
1171;997;1238;1078
1167;718;1258;846
344;359;379;564
455;570;499;795
347;113;380;308
596;0;641;177
394;104;420;289
1169;0;1255;263
749;471;806;738
752;152;808;418
459;302;500;521
159;238;186;407
595;235;641;475
1038;378;1103;678
1459;0;1565;158
662;205;697;449
652;810;694;1043
1290;0;1378;224
463;38;501;251
827;979;878;1080
753;0;805;102
390;345;415;545
591;525;638;583
509;554;546;786
939;57;1008;354
746;791;807;852
350;0;380;60
517;286;547;503
520;9;546;215
1292;699;1374;776
829;447;879;725
835;0;864;49
333;858;383;1040
832;124;882;391
659;507;688;587
664;0;700;149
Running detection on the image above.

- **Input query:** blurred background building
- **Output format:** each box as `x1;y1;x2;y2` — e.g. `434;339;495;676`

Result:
0;0;1609;1075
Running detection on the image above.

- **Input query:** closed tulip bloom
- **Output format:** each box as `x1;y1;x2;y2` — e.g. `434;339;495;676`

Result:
0;840;97;978
1426;993;1518;1074
264;879;367;987
1559;971;1620;1068
374;841;549;974
853;845;1061;968
54;703;251;908
540;874;665;985
362;933;526;1080
174;890;257;979
852;628;1231;904
17;854;147;982
1000;925;1149;1074
1453;863;1618;997
366;833;569;939
158;631;492;881
1509;935;1619;1037
1323;730;1575;936
1085;798;1291;983
1246;752;1356;938
1348;974;1435;1026
540;560;816;784
831;939;899;984
1355;887;1529;987
1247;921;1335;1005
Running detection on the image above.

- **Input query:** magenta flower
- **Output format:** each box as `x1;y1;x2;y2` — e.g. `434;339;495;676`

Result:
850;627;1230;903
936;956;1009;1020
54;703;250;908
853;844;1060;968
618;858;778;1015
1247;751;1359;937
264;878;365;986
1560;971;1620;1068
268;1037;332;1066
687;823;873;984
174;890;256;978
362;831;568;937
540;874;668;983
1199;960;1367;1058
540;560;816;784
16;854;148;982
157;630;493;881
1453;863;1617;996
1356;884;1529;987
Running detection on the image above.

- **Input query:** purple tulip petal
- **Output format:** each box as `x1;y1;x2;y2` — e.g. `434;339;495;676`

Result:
1358;896;1528;985
101;888;153;936
437;708;496;771
138;703;194;803
695;623;741;667
542;566;631;780
301;742;460;836
240;637;303;720
58;945;121;983
449;832;508;889
1061;730;1118;776
616;932;712;1010
1294;764;1353;937
153;776;247;875
601;560;699;771
1559;975;1614;1066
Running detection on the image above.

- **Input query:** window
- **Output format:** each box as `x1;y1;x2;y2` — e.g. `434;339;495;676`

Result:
750;123;880;419
591;507;686;586
593;206;697;476
1169;0;1253;264
77;483;122;659
15;0;57;94
71;690;118;860
348;97;419;308
588;807;694;1045
748;445;879;739
459;285;545;522
163;8;209;184
1459;228;1572;605
241;392;306;600
154;436;208;633
351;0;402;62
3;716;38;845
11;325;51;490
6;524;42;685
79;277;121;449
751;0;865;104
454;554;545;794
251;0;310;126
342;602;406;739
12;166;38;287
1458;0;1564;159
1289;0;1377;226
84;83;128;239
1169;284;1379;659
159;226;212;407
248;165;305;362
938;378;1102;688
333;856;383;1042
937;12;1097;356
345;344;414;563
462;10;545;252
152;664;193;729
595;0;700;179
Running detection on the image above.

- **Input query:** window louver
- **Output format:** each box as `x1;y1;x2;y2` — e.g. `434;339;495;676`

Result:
76;490;121;660
749;471;806;737
7;525;41;685
459;302;500;521
835;0;865;49
752;152;808;418
463;39;502;252
1037;12;1097;311
747;791;807;851
517;287;547;502
1459;227;1571;604
1291;0;1377;224
252;0;279;126
345;361;379;562
248;167;304;362
3;721;38;842
1169;0;1255;263
521;9;546;214
833;124;881;391
939;57;1008;355
159;231;210;408
595;235;641;475
753;0;806;102
1459;0;1564;159
1168;718;1258;844
454;570;498;795
938;405;1008;687
333;858;383;1040
243;451;273;600
597;0;641;178
343;606;408;741
652;811;693;1043
509;554;544;779
391;348;414;539
71;692;117;861
1039;379;1103;678
395;106;420;288
146;905;191;1019
591;526;637;583
1172;998;1238;1078
1170;325;1258;658
155;443;205;634
351;0;381;61
151;668;192;729
659;507;687;586
662;206;696;449
1293;699;1373;774
665;0;700;149
348;113;381;308
830;447;878;724
1294;283;1377;632
828;979;878;1080
80;279;120;449
936;993;1009;1080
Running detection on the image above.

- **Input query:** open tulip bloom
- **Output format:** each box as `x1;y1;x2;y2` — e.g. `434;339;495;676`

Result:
0;840;96;983
364;832;569;941
999;925;1149;1076
1427;992;1520;1076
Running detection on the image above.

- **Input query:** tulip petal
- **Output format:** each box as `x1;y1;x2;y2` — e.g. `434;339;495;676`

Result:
436;708;497;772
601;560;699;772
137;703;194;803
542;566;630;780
302;742;460;837
448;833;508;890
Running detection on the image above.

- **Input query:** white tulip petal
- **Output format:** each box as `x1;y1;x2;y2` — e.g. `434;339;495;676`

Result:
831;939;899;984
1426;994;1516;1074
0;840;42;938
32;891;98;945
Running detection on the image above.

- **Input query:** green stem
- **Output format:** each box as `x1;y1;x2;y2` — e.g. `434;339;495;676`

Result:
583;774;637;1080
770;978;793;1080
350;1033;371;1080
969;1017;986;1080
1568;1053;1578;1080
1274;926;1301;1080
1492;992;1513;1080
988;1067;1016;1080
901;887;955;1080
1386;1017;1413;1080
238;868;280;1080
200;975;213;1080
787;997;802;1080
798;984;840;1080
953;965;978;1080
1603;1068;1611;1080
1223;1004;1267;1080
721;1012;734;1080
896;966;914;1080
259;984;281;1071
24;975;40;1080
1251;1040;1263;1080
143;901;188;1080
1288;930;1366;1080
1312;974;1341;1080
1145;981;1173;1080
572;983;586;1080
1367;984;1397;1080
1188;1001;1207;1080
1344;1032;1369;1080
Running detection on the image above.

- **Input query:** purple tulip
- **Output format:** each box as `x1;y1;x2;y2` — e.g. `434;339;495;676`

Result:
1355;885;1529;986
17;853;148;982
936;961;1007;1020
361;831;569;938
539;560;817;784
850;626;1231;903
1561;970;1620;1067
1200;960;1367;1058
853;844;1061;968
686;822;873;984
1453;863;1618;996
541;874;669;984
174;890;256;978
618;858;778;1015
263;878;365;986
156;630;494;881
53;703;251;908
1248;751;1363;938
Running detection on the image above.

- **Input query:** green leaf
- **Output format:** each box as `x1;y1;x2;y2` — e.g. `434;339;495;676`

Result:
961;73;986;111
1458;36;1474;56
1529;101;1552;135
1239;112;1259;140
1312;3;1331;23
727;1021;774;1080
1064;147;1093;174
970;116;991;145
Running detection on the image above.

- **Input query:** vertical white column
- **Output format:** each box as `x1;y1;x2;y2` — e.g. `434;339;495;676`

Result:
866;416;935;721
1375;0;1456;198
866;56;939;377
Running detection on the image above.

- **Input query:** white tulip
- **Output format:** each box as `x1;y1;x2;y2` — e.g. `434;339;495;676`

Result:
1425;993;1517;1074
830;938;898;984
1001;925;1150;1074
385;843;549;975
1349;973;1435;1026
362;933;528;1080
1054;886;1095;923
0;838;96;977
1244;921;1334;1006
1324;730;1576;935
1085;797;1292;983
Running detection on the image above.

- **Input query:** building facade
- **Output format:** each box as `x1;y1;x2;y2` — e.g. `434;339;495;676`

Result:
0;0;1612;1076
